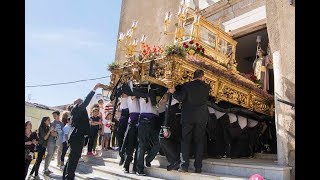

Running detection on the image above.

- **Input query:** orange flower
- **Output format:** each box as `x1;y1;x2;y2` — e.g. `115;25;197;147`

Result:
153;46;157;53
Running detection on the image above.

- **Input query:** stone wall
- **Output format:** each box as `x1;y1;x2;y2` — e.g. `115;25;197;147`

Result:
265;0;295;179
115;0;180;64
25;105;55;131
203;0;265;24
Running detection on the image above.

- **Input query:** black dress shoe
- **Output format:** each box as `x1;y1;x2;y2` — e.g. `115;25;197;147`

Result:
145;161;151;167
119;157;125;166
136;170;146;176
178;167;188;173
122;167;129;173
195;168;202;173
167;163;180;171
132;168;137;174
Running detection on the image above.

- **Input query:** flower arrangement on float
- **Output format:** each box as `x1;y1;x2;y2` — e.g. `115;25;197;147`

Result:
163;43;187;58
241;72;263;87
182;40;205;56
141;44;164;60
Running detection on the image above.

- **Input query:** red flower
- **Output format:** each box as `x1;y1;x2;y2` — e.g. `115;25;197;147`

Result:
189;40;194;44
183;42;186;46
184;44;189;48
196;43;199;46
251;76;257;81
196;47;201;51
202;48;205;53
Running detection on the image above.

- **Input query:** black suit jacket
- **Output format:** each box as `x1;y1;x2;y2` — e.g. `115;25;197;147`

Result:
173;79;210;124
70;90;95;136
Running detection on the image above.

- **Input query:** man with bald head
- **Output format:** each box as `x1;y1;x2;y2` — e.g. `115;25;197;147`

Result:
63;83;103;180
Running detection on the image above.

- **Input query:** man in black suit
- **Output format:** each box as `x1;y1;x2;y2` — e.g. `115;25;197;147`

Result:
169;69;210;173
159;93;182;171
63;83;103;180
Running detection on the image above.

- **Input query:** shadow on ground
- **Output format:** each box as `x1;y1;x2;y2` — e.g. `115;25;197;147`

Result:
76;156;106;174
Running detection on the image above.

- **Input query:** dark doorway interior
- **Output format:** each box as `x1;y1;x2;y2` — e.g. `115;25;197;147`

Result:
235;28;269;74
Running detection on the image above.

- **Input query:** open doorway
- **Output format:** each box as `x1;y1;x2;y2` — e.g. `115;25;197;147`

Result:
235;27;274;95
233;28;277;155
235;28;269;74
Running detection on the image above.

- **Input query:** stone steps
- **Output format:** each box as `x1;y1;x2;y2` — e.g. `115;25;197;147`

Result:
79;150;248;180
95;150;291;180
38;148;288;180
87;156;247;180
77;158;164;180
254;153;277;160
28;156;163;180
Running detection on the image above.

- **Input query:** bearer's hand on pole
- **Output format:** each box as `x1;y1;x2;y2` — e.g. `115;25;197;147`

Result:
94;83;103;90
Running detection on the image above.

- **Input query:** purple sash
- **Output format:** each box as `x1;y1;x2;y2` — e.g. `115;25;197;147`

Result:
128;113;140;124
139;113;158;123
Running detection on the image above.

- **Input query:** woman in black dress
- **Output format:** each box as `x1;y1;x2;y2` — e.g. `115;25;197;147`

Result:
25;121;39;178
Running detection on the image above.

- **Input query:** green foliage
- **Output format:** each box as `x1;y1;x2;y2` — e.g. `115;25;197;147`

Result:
107;62;120;71
163;43;187;58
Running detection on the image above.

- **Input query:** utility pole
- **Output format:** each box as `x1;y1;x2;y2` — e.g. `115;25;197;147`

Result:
27;94;36;102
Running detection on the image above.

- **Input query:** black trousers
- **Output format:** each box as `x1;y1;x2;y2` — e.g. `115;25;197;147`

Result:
180;122;206;169
83;136;89;147
123;123;138;170
137;122;160;172
216;114;232;157
25;159;32;178
30;145;46;176
63;135;85;180
118;109;129;158
117;130;126;158
88;126;99;152
159;136;180;165
61;141;69;163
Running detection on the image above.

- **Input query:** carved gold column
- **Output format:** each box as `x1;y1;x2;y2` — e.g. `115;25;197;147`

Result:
213;78;220;97
247;93;253;110
191;14;201;41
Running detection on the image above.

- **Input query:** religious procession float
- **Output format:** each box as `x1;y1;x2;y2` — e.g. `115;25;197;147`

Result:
105;4;274;120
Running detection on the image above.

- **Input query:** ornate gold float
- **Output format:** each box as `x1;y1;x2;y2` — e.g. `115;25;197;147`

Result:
108;4;274;116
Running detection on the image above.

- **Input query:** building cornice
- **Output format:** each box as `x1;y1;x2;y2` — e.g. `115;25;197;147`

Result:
200;0;242;18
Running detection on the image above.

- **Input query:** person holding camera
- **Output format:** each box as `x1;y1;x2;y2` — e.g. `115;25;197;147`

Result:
25;121;39;178
44;111;64;175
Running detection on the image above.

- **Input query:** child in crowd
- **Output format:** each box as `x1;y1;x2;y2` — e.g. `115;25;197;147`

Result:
60;113;71;167
102;112;112;150
87;108;102;156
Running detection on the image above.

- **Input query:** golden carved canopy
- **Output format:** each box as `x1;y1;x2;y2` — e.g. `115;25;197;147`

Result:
108;7;274;116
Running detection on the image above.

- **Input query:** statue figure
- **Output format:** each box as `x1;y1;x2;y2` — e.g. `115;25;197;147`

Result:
253;48;274;93
252;49;267;91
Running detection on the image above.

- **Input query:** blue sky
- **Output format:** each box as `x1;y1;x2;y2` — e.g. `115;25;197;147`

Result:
25;0;122;107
